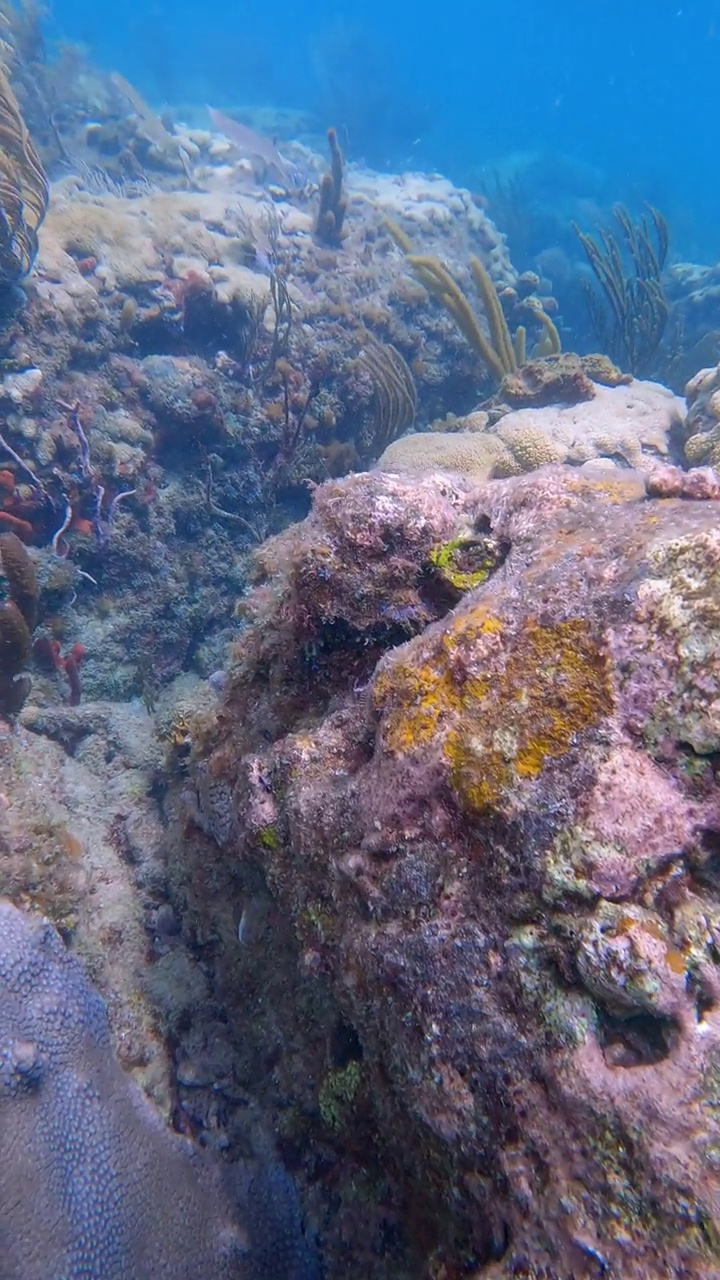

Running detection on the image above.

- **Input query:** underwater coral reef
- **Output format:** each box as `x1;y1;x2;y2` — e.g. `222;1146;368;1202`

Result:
3;15;720;1278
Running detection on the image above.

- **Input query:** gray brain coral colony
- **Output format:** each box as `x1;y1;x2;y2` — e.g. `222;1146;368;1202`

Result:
0;899;319;1280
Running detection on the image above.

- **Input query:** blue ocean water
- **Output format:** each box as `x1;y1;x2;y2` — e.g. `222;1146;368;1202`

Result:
52;0;720;259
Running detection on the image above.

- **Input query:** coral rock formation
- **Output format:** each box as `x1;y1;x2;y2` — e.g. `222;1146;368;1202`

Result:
0;899;318;1280
378;377;683;478
0;529;38;712
684;360;720;469
189;464;720;1277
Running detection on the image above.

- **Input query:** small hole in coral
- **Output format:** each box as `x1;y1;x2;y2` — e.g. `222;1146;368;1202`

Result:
697;990;715;1023
330;1017;363;1069
689;970;717;1023
598;1010;679;1067
689;827;720;895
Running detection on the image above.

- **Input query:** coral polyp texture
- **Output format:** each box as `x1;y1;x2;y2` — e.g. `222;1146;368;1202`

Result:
188;464;720;1278
683;360;720;468
0;899;319;1280
378;375;684;477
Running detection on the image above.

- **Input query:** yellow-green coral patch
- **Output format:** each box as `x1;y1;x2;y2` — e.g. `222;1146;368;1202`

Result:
373;605;500;754
445;618;611;814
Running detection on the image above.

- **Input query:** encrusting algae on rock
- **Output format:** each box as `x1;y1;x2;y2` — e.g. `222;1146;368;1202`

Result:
446;616;612;814
374;606;612;817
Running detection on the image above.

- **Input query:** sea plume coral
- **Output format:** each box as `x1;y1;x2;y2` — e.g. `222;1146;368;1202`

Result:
387;221;561;384
0;61;47;280
574;204;669;376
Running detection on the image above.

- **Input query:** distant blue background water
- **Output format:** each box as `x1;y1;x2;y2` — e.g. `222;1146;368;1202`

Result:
50;0;719;260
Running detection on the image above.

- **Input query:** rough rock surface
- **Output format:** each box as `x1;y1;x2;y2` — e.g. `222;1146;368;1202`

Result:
39;184;275;298
187;464;720;1278
0;700;171;1100
0;899;318;1280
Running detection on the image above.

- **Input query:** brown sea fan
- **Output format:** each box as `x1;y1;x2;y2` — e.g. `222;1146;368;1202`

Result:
0;62;47;281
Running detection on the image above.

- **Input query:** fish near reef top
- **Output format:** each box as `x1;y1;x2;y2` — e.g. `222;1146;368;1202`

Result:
206;105;294;182
0;900;320;1280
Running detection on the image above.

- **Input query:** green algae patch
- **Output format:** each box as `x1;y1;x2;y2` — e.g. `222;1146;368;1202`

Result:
427;533;506;598
319;1059;363;1130
256;823;282;851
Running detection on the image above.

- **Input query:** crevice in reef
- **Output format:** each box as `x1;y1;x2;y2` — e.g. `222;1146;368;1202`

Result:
688;825;720;895
597;1009;679;1067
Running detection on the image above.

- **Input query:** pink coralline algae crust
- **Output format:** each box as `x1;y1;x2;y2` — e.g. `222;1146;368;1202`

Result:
193;465;720;1279
220;470;483;745
645;462;720;500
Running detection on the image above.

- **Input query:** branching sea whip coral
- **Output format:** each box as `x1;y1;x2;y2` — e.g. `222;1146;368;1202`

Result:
573;203;669;376
387;221;560;384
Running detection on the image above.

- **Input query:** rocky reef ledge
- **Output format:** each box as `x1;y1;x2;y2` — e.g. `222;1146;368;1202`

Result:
176;461;720;1278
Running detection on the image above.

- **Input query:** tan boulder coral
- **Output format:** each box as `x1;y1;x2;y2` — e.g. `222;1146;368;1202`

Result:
491;378;683;471
376;428;512;479
378;379;683;479
353;169;515;284
37;184;273;300
684;361;720;468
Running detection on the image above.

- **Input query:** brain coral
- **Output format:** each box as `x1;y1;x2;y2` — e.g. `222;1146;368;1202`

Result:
0;899;318;1280
492;377;682;470
377;378;683;479
376;428;511;478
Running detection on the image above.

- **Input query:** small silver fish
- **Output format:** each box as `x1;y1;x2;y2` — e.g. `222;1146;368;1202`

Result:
206;106;292;183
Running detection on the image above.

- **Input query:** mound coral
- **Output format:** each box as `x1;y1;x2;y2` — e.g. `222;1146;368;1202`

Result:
496;351;630;409
377;377;683;478
0;900;319;1279
376;429;511;479
684;360;720;469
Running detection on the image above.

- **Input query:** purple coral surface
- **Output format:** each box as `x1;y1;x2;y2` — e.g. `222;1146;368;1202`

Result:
185;465;720;1278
